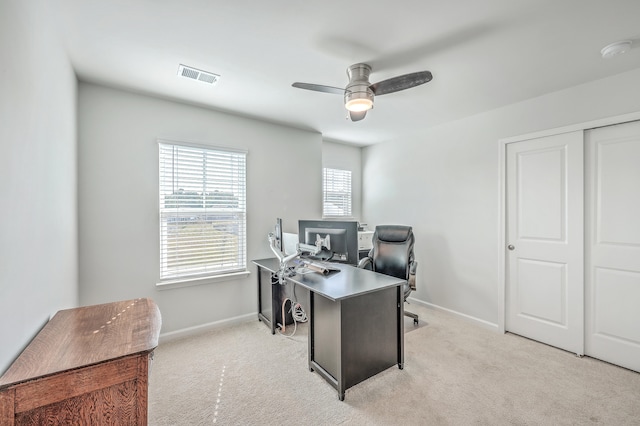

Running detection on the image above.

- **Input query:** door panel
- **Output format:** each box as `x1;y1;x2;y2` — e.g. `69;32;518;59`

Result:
586;120;640;372
517;259;566;325
506;131;584;354
594;268;640;343
595;137;640;245
518;149;566;241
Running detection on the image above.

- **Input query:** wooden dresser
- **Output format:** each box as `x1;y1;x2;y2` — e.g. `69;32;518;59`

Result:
0;298;161;425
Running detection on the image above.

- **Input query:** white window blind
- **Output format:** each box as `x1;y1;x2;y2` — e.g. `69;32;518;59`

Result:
159;141;246;281
323;167;352;217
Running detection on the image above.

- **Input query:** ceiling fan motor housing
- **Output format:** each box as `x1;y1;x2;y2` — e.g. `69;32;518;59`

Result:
345;63;374;112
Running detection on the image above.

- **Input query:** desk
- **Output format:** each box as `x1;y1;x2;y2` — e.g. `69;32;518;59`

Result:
253;258;405;400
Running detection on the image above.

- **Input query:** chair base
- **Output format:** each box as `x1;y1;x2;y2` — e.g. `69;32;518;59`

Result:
405;310;418;325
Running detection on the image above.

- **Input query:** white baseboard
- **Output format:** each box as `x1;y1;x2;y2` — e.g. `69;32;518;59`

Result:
160;300;501;343
407;297;500;332
159;312;255;343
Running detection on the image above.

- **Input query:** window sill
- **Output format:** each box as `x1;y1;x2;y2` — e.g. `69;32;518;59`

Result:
156;270;251;291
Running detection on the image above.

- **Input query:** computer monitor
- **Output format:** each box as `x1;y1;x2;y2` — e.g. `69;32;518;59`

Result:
298;220;359;265
273;217;283;254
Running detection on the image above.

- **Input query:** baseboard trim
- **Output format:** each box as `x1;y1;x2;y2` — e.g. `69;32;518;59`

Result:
159;312;256;343
407;297;500;332
160;301;501;342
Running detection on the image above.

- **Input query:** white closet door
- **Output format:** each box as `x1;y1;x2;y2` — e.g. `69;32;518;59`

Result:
585;120;640;372
506;131;584;354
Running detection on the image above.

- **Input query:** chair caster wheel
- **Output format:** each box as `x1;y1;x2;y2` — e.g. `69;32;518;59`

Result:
413;319;419;325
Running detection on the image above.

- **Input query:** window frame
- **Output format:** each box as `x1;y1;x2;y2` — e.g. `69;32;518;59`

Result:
322;167;353;218
157;139;248;287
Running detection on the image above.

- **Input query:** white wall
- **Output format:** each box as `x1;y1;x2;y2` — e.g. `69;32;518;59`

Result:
78;83;323;334
0;0;78;373
322;140;363;222
362;68;640;327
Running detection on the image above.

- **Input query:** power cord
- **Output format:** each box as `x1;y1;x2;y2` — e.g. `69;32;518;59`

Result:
291;300;308;322
276;297;308;338
270;267;308;338
287;283;307;324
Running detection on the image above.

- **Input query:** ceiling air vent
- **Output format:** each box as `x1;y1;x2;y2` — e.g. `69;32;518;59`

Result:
177;64;220;86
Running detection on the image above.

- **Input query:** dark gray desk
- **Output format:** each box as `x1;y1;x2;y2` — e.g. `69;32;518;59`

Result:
253;258;405;400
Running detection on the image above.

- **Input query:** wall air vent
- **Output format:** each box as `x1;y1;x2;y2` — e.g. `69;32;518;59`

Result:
177;64;220;86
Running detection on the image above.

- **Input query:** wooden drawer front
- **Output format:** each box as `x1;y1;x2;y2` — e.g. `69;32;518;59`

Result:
14;355;140;414
0;354;150;425
15;379;139;425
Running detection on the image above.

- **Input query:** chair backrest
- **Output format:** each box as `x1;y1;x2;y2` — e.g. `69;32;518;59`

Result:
370;225;414;280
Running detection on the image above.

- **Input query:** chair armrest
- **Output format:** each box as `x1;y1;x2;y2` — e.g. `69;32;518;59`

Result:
408;261;418;291
357;256;373;270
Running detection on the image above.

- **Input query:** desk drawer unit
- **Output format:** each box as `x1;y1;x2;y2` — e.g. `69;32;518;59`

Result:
311;287;399;392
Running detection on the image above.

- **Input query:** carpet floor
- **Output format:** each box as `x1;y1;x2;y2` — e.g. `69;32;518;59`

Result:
149;304;640;425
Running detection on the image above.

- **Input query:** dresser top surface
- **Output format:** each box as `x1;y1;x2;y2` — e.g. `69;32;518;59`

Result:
0;298;161;388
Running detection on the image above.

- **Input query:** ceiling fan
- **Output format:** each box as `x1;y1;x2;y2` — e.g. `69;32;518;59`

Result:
292;63;433;122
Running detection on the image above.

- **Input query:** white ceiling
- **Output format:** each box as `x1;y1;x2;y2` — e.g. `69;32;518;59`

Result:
55;0;640;146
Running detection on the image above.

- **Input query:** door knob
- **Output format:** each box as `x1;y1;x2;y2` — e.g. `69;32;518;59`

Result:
507;244;515;251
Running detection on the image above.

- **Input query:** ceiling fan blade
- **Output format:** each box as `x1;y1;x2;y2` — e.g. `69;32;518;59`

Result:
349;111;367;122
292;82;344;95
369;71;433;96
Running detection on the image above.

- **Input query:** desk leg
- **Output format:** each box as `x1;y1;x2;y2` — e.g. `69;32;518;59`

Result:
397;285;405;369
257;266;263;322
308;292;314;372
256;266;276;335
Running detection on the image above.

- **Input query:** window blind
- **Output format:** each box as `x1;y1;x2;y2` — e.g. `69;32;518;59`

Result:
323;167;352;217
159;141;247;280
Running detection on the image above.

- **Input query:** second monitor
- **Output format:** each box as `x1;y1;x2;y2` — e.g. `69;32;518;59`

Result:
298;220;359;265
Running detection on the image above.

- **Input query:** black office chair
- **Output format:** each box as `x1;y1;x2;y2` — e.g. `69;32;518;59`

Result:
358;225;419;324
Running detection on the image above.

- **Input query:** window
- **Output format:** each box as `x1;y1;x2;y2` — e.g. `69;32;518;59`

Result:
159;141;246;281
323;167;352;217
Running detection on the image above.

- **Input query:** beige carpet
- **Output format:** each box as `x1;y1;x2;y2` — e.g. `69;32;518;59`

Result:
149;304;640;425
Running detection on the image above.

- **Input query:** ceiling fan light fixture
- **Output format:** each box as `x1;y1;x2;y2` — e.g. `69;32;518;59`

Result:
345;97;373;112
345;88;374;112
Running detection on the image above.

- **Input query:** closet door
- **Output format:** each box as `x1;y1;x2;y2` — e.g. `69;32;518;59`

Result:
585;121;640;372
505;131;584;354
